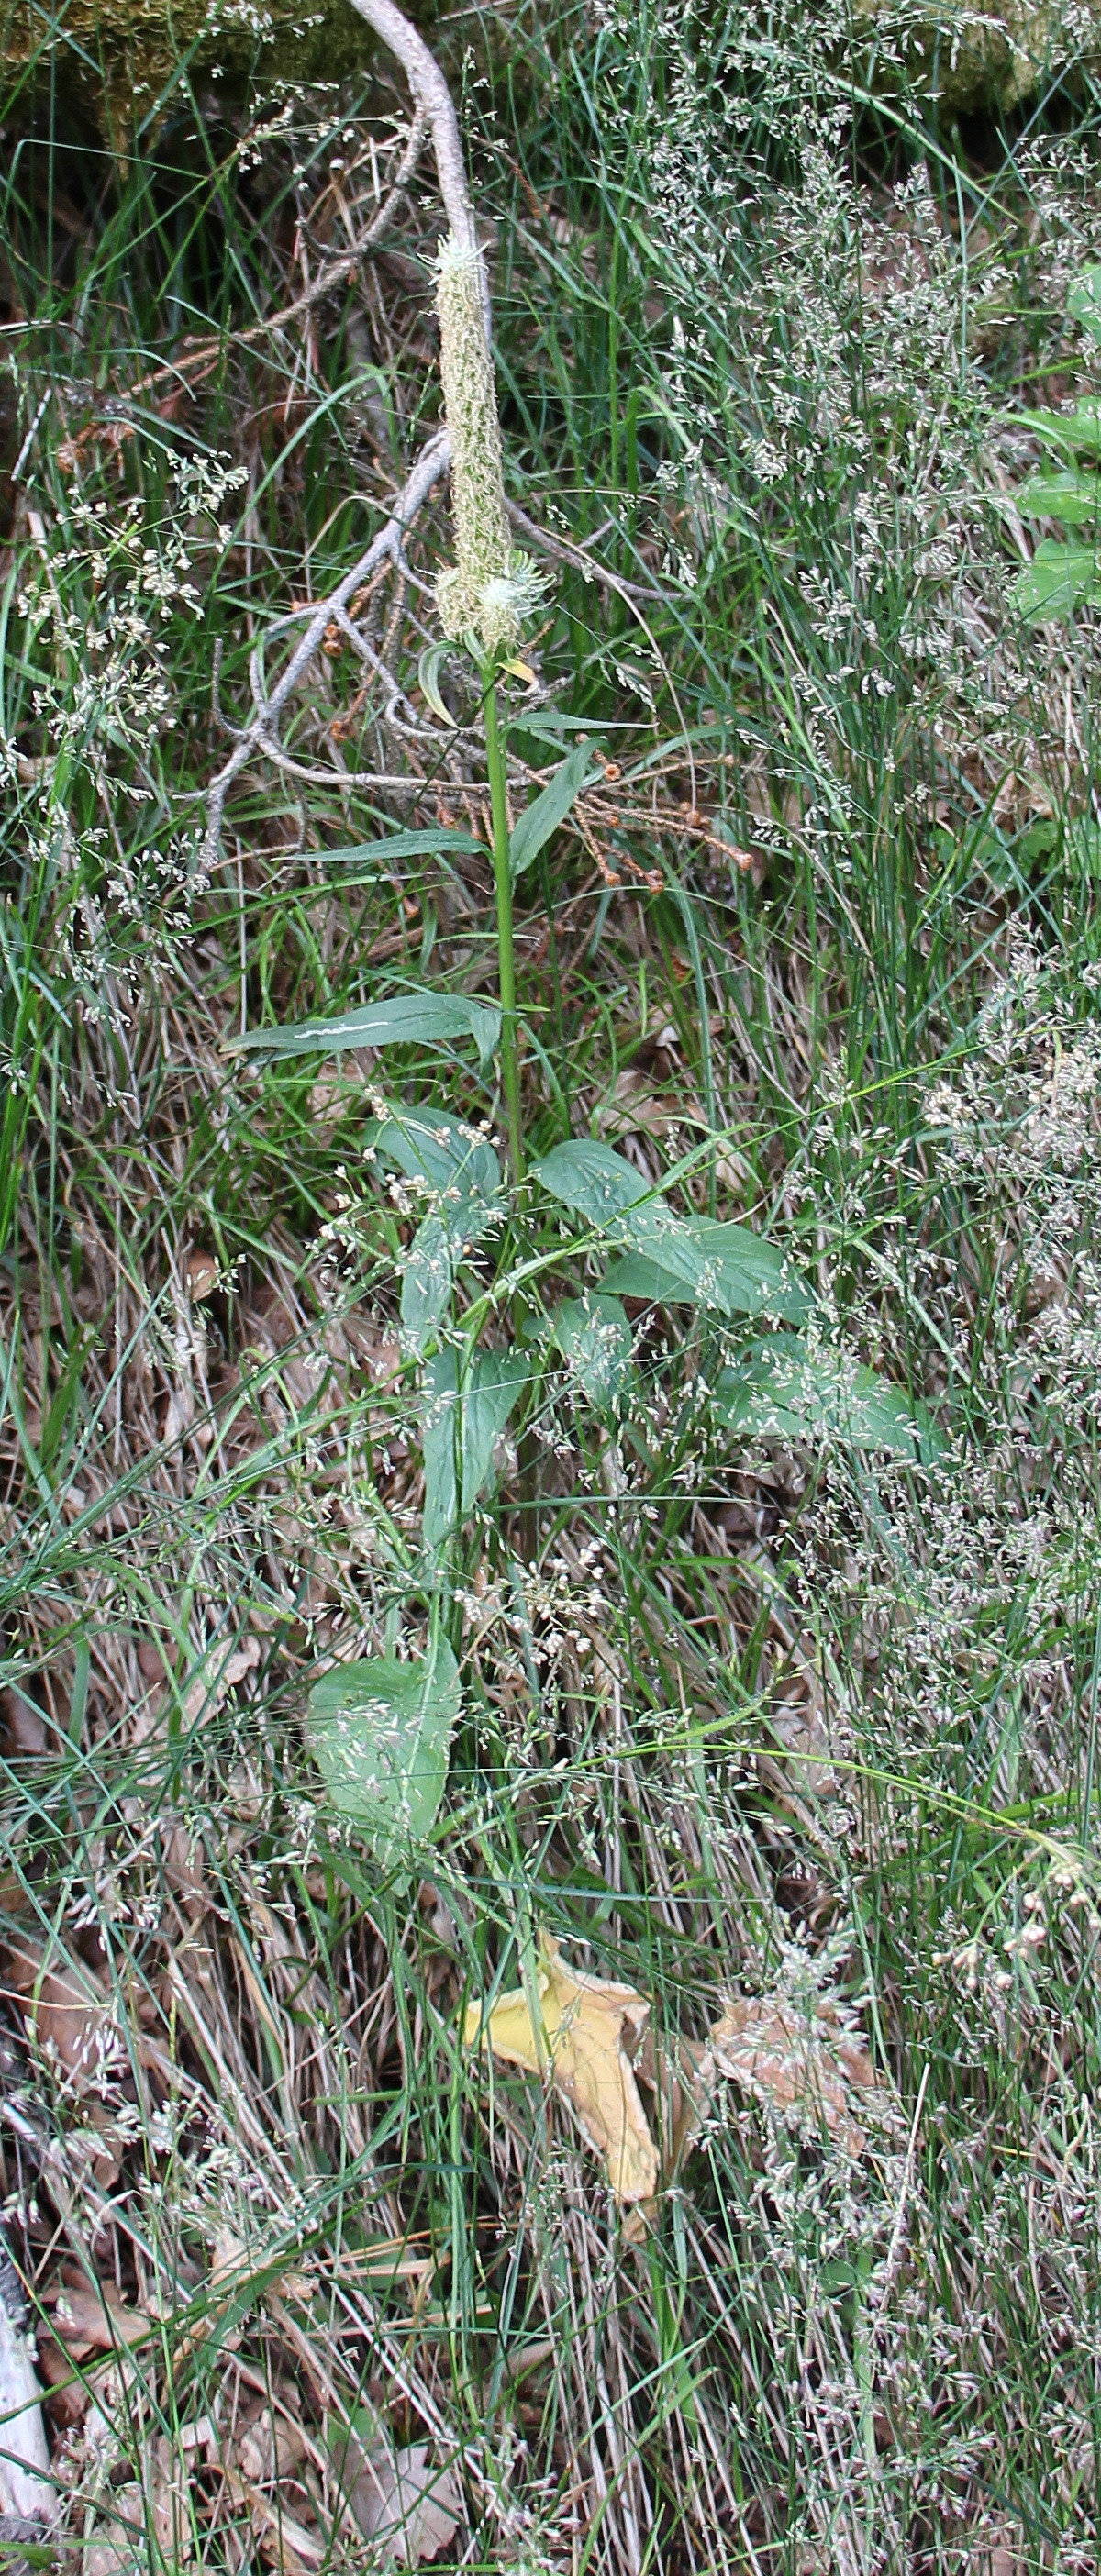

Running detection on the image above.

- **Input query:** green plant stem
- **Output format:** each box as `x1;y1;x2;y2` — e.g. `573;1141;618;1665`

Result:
484;678;524;1182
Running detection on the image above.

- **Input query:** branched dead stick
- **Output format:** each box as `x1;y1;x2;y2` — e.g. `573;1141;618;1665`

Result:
343;0;482;272
506;498;670;605
121;117;428;414
203;428;450;863
204;0;489;863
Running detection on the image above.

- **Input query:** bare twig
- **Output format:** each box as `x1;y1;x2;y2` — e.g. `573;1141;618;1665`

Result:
204;0;493;863
343;0;481;272
506;499;670;605
121;116;428;415
203;429;450;862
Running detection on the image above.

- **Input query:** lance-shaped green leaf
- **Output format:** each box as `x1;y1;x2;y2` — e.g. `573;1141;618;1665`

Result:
372;1106;502;1203
228;990;501;1072
1013;539;1101;623
516;711;606;746
602;1219;812;1326
535;1141;811;1322
400;1218;457;1348
306;1640;461;1859
510;742;600;880
712;1333;938;1458
417;643;462;727
313;828;484;864
371;1109;505;1348
422;1347;532;1549
551;1293;633;1409
536;1139;709;1294
534;1138;653;1227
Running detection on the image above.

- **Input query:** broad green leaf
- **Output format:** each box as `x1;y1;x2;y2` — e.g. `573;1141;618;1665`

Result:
400;1192;498;1350
602;1219;812;1326
1018;402;1101;457
228;991;500;1071
535;1139;652;1224
510;742;599;880
536;1142;812;1320
1018;818;1059;862
536;1141;708;1294
399;1216;456;1347
422;1348;532;1549
372;1106;502;1204
712;1333;932;1457
1013;539;1101;623
1015;469;1101;525
1068;262;1101;341
306;1640;461;1858
551;1294;633;1408
372;1110;505;1349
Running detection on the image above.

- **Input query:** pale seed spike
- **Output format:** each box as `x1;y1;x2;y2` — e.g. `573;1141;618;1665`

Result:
434;235;514;646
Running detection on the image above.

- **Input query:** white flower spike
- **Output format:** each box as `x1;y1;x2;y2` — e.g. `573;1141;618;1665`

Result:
434;233;549;658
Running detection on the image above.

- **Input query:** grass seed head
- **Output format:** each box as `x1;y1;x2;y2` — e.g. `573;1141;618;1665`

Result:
434;233;548;655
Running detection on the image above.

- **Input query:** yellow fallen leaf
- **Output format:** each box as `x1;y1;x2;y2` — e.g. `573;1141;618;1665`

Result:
463;1933;658;2204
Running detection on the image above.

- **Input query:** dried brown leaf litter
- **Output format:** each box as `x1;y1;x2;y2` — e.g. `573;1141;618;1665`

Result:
2;1936;122;2093
464;1931;895;2210
706;1994;885;2160
334;2415;466;2566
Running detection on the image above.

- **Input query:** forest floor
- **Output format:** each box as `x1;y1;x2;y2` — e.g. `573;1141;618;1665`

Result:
2;6;1101;2570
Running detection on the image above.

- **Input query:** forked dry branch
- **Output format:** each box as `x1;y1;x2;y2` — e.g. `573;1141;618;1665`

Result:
198;0;689;872
203;423;452;864
202;0;488;870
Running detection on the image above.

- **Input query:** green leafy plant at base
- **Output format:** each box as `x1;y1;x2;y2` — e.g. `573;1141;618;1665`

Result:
232;222;935;1849
306;1630;461;1862
1005;261;1101;621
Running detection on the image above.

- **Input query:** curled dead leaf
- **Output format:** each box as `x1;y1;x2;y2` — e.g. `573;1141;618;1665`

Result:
1;1688;53;1757
184;1247;218;1300
183;1633;261;1726
39;2280;146;2430
236;2403;309;2488
596;1065;701;1146
463;1932;659;2204
45;2279;149;2361
1;1935;122;2093
706;1993;886;2157
332;2413;465;2568
82;2481;146;2576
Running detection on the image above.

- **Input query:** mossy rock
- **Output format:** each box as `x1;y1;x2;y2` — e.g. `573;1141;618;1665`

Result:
849;0;1101;114
0;0;514;139
1;0;1097;137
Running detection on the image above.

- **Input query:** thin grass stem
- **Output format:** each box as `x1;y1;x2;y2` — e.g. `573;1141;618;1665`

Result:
484;677;524;1181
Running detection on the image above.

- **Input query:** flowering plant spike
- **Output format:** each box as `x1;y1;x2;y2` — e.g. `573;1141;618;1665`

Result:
434;233;546;657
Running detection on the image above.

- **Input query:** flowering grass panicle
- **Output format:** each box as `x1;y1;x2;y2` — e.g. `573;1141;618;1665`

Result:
433;231;545;655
